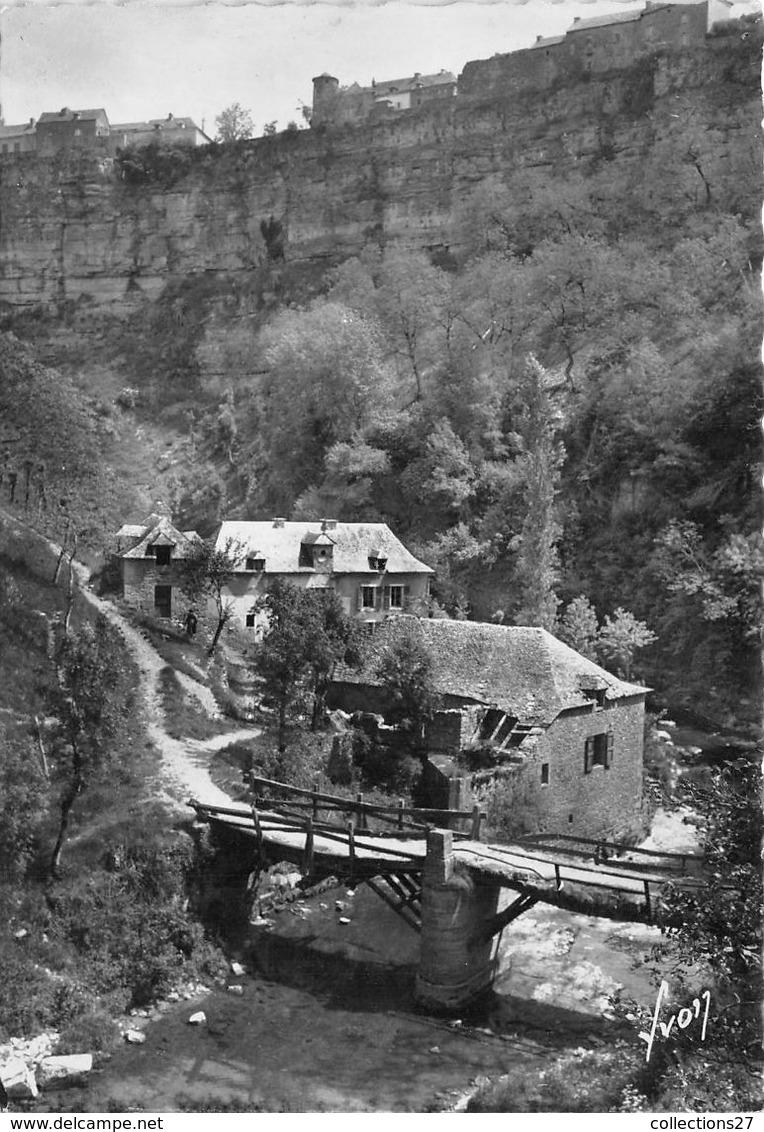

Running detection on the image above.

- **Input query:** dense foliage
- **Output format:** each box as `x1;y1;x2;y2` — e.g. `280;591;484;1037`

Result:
199;155;760;719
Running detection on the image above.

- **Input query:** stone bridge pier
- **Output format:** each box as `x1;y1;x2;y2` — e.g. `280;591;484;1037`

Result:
415;829;506;1012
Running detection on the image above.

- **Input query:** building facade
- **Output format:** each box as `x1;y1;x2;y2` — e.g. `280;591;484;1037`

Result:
116;512;202;622
214;518;433;635
329;617;647;842
35;108;111;156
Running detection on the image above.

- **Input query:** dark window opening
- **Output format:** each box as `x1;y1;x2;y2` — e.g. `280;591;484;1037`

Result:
245;613;256;628
154;585;172;619
153;546;171;566
387;585;403;609
361;586;376;610
246;557;265;571
368;556;388;571
568;813;574;824
541;763;550;785
584;732;614;773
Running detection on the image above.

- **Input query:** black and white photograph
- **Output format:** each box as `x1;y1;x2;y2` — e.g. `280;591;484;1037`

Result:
0;0;761;1117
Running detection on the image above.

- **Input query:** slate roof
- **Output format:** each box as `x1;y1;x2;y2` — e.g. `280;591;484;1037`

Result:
530;34;566;48
567;10;643;33
38;109;109;124
0;122;36;139
214;521;433;575
117;515;202;559
336;617;646;726
373;71;456;96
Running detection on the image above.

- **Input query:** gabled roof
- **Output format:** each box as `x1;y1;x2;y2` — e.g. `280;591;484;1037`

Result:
373;71;456;96
37;108;109;124
530;34;566;49
0;122;36;139
117;515;202;559
214;521;433;575
336;617;646;727
567;10;643;33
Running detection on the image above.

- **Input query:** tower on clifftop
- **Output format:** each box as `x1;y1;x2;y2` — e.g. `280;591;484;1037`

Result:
312;73;340;126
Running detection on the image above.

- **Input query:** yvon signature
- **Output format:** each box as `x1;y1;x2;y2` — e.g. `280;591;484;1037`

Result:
638;980;711;1062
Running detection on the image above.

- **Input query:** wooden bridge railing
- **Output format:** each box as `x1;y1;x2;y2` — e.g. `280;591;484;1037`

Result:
248;774;486;840
518;831;702;875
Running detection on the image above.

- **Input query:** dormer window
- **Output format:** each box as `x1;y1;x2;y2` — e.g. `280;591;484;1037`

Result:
368;556;387;571
246;556;265;572
153;546;171;566
580;681;607;710
299;534;335;570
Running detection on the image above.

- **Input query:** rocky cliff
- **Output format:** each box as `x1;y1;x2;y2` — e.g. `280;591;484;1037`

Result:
0;35;759;317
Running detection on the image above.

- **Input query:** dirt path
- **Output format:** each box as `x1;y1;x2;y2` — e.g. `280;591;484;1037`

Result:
0;504;255;813
67;562;256;810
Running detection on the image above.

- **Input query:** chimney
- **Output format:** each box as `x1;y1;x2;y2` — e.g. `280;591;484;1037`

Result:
320;518;337;531
273;517;285;528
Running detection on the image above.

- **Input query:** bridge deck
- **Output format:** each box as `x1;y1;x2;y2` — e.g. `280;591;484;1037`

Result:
192;798;705;923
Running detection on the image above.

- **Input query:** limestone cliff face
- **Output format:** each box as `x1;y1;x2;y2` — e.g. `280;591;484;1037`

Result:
0;39;758;315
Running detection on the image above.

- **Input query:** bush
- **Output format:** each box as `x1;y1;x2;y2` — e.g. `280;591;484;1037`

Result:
467;1044;650;1112
55;1010;120;1055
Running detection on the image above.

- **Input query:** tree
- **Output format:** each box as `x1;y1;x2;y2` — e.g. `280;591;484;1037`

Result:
263;121;278;137
214;103;254;143
557;595;599;660
256;300;394;509
254;581;360;750
376;621;437;750
512;356;564;632
596;608;656;681
637;762;763;1109
47;618;130;876
177;537;242;657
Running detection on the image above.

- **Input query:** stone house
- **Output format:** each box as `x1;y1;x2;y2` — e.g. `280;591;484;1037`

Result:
213;518;433;635
109;114;212;152
0;120;37;157
459;0;735;99
312;70;456;127
115;512;202;622
329;617;647;842
36;108;111;156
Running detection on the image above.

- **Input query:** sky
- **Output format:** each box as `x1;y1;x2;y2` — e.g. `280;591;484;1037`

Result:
0;0;757;137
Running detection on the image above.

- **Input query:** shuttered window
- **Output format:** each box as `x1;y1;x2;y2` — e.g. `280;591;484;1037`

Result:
584;733;614;773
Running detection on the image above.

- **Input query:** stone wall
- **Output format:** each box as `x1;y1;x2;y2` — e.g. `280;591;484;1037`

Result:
475;696;646;842
122;558;189;621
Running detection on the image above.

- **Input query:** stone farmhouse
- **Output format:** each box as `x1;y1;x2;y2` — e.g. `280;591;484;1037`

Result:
214;518;433;635
115;512;202;621
313;0;735;126
329;617;647;842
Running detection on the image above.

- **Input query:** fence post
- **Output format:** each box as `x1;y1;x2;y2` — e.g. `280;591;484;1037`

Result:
251;803;263;854
397;799;405;831
303;816;315;876
312;780;319;821
471;805;482;841
356;792;366;832
347;820;355;878
643;878;652;921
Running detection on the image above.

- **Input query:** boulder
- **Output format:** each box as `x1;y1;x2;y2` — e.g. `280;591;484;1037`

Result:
124;1030;146;1044
230;961;246;977
37;1054;92;1090
187;1011;206;1025
0;1058;38;1099
226;985;244;996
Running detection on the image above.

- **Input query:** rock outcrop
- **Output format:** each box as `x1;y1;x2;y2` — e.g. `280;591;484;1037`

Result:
0;36;758;316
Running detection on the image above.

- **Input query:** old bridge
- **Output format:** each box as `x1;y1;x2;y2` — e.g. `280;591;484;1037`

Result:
191;776;705;1010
